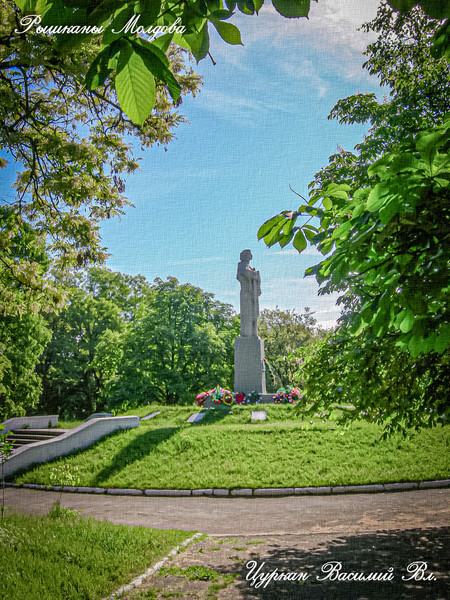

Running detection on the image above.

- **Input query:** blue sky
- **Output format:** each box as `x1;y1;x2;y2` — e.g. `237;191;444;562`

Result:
6;0;384;328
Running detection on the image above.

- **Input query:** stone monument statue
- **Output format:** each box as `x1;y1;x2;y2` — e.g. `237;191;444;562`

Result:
237;249;261;338
234;250;267;395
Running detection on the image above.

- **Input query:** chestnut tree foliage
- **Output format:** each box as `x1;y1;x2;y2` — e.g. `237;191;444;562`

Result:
258;3;450;431
1;1;202;317
13;0;318;126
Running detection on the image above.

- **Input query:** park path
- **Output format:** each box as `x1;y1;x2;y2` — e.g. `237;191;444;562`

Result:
7;487;450;599
7;487;450;535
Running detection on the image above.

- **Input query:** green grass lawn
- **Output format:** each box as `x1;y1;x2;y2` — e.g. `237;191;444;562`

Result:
13;405;450;489
0;512;194;600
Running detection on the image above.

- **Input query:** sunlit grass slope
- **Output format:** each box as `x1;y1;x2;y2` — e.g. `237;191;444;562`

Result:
14;405;450;489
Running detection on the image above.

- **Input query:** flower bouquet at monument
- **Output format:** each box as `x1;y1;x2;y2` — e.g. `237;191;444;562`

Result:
286;386;302;404
195;385;234;406
273;388;287;403
272;386;301;404
195;391;209;407
222;390;234;406
235;392;245;405
245;391;262;404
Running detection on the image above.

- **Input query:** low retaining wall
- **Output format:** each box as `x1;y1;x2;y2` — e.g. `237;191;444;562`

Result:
3;416;139;477
0;415;59;435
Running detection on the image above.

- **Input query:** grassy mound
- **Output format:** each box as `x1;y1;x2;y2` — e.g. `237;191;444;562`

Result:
13;406;450;489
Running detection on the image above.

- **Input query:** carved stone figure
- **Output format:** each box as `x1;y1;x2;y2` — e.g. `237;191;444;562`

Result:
234;250;266;395
236;249;261;337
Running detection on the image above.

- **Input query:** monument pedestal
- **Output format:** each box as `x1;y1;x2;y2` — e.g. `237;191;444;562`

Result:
234;336;267;395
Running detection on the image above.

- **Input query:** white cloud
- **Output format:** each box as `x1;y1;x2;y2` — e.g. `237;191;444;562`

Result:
240;1;379;55
210;0;380;85
278;57;329;98
270;249;299;255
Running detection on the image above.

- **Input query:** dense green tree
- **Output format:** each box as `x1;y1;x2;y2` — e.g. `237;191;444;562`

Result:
37;268;142;417
296;329;449;432
258;3;449;430
0;313;51;420
84;266;152;321
0;207;53;419
259;307;321;389
34;271;237;416
108;277;238;408
38;287;124;418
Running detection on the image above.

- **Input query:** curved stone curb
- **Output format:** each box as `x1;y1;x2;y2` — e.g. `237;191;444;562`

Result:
7;479;450;496
101;532;203;600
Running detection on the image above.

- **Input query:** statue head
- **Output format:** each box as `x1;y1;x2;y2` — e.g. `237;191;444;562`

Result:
240;249;252;262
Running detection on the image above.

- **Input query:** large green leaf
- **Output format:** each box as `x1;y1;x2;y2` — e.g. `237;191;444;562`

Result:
279;230;295;247
237;0;255;15
272;0;310;18
330;219;352;241
366;182;392;212
264;220;286;246
212;20;243;44
134;0;162;23
253;0;264;13
183;23;210;62
132;40;181;102
257;215;285;240
434;326;450;354
324;182;351;200
322;197;333;210
379;197;402;225
293;230;307;252
15;0;47;9
399;309;415;333
416;129;448;169
282;218;295;236
115;40;156;126
209;9;235;20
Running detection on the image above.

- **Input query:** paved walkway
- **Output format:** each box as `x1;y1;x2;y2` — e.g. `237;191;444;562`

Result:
8;487;450;599
8;487;450;535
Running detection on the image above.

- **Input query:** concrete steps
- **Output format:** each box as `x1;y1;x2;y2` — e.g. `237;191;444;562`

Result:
6;428;69;450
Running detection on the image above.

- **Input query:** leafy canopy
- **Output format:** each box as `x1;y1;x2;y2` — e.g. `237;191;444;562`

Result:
34;269;238;418
14;0;316;125
108;276;238;408
258;3;449;430
259;4;449;359
1;2;201;315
